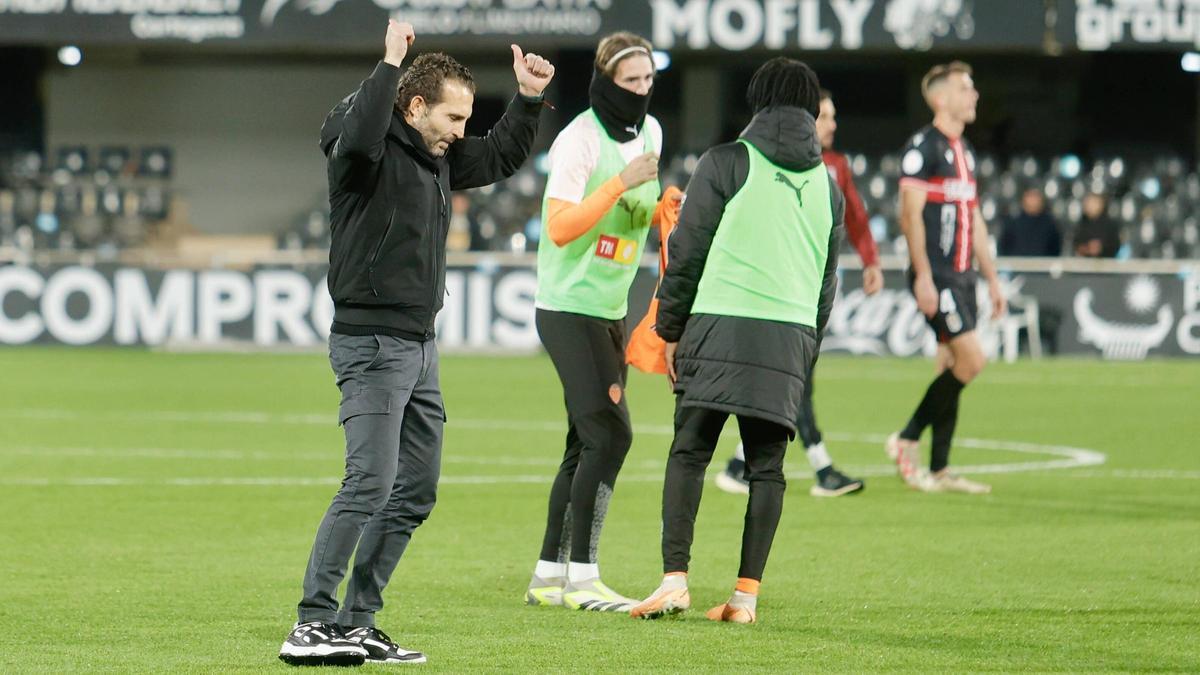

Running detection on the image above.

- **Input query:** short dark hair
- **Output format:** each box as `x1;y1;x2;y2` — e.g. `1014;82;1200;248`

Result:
396;53;476;112
820;88;833;103
745;57;821;117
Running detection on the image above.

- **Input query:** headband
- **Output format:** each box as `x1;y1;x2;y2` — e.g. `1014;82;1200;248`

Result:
604;46;651;70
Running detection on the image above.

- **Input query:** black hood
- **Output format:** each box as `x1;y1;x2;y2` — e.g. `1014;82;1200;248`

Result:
738;106;823;173
319;93;439;169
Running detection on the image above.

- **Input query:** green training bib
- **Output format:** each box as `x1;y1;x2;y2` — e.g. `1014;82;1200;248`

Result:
691;139;834;327
535;109;660;320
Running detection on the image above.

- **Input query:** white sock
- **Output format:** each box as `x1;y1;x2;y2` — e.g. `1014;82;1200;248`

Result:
534;560;566;579
567;562;599;583
806;442;832;472
729;589;757;611
659;573;687;592
734;442;746;462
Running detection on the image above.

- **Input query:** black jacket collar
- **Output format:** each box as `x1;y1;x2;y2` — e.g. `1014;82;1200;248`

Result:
389;114;441;171
319;92;442;172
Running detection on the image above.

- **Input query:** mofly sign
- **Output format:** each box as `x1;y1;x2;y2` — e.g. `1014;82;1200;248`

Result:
649;0;1046;51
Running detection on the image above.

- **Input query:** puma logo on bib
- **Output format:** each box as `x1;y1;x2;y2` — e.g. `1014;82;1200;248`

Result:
774;172;809;206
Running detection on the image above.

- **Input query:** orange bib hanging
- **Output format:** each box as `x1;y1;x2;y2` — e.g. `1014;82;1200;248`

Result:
625;186;683;375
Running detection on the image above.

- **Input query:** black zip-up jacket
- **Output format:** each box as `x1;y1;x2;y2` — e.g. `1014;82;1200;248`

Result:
319;61;544;340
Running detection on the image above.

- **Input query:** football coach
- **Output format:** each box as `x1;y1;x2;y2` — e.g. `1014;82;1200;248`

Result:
279;19;555;666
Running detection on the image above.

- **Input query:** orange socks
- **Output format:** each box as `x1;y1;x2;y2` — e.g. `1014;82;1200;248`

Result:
734;578;760;596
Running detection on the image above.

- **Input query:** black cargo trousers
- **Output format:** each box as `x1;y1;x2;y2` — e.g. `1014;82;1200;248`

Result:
297;332;444;628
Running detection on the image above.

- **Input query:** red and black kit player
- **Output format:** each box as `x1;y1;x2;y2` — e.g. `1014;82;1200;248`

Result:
886;61;1006;494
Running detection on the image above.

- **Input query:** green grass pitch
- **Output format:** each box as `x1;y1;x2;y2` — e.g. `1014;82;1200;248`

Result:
0;348;1197;672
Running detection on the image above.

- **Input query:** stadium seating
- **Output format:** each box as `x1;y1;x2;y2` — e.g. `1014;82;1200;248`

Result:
0;145;173;254
6;146;1196;259
334;151;1192;259
273;151;698;255
845;152;1199;260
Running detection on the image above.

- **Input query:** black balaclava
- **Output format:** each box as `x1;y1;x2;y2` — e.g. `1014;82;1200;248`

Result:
589;67;653;143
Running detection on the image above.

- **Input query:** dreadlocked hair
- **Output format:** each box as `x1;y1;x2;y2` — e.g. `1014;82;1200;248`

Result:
745;57;821;118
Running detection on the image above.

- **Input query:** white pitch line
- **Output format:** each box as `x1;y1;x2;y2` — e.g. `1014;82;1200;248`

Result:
1;407;664;431
0;430;1103;473
0;445;667;469
821;432;1108;475
811;369;1195;389
1064;469;1200;480
0;409;1108;481
0;426;1109;485
7;467;1195;488
0;474;668;487
0;408;1117;466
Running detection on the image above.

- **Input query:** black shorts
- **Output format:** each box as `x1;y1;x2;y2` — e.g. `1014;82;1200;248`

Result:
908;270;977;343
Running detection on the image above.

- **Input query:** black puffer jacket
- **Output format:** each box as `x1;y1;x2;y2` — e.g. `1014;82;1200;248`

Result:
655;106;844;433
320;61;544;340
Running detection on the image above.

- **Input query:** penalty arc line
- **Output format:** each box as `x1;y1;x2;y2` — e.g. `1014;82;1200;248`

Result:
7;468;1200;489
0;406;1139;478
0;421;1111;485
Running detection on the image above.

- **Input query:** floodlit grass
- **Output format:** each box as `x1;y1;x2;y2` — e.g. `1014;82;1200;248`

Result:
0;348;1196;672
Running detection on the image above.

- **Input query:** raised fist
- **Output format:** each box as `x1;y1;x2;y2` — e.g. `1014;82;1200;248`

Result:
385;20;415;67
619;152;659;190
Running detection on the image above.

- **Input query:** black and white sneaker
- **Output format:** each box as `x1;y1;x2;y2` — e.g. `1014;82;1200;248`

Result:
344;626;427;665
279;621;367;667
714;457;750;495
810;468;865;497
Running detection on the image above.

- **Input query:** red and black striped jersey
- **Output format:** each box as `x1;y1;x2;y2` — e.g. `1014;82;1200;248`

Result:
898;125;978;277
823;150;878;267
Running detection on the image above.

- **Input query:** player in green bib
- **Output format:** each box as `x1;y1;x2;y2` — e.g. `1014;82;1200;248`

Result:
524;32;680;613
630;58;844;625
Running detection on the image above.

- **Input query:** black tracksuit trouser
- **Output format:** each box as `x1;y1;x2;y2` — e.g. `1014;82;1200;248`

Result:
661;401;790;581
535;309;634;565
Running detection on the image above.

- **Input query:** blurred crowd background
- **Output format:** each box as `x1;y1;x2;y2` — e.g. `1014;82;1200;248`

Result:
5;145;1196;260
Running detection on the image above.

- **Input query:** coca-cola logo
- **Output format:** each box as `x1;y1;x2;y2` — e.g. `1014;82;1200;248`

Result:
823;286;935;356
